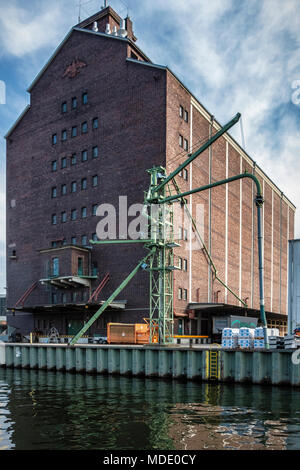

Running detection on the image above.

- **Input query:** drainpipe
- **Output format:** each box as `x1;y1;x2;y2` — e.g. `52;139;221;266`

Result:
251;162;256;308
279;192;283;314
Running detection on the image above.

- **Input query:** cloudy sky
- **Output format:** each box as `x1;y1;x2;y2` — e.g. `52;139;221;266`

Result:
0;0;299;294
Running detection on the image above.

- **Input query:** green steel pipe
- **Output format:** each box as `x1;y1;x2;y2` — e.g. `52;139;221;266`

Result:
152;173;262;204
69;249;156;346
171;178;247;307
150;172;269;348
153;113;241;194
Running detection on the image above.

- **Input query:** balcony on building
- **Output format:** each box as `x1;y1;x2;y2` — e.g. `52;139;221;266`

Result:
39;245;97;289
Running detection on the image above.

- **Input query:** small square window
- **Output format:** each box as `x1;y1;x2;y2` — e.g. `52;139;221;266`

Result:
51;160;57;172
61;211;67;223
51;187;57;198
71;209;77;221
72;97;77;109
71;237;77;245
92;117;98;129
52;214;57;225
71;181;77;193
72;126;77;137
62;239;67;246
62;130;67;141
179;134;183;148
71;154;77;165
61;184;67;195
92;146;98;158
92;175;98;187
81;178;87;190
61;157;67;169
82;150;88;162
81;207;87;218
52;134;57;145
62;102;67;113
81;122;88;134
92;204;98;215
92;233;98;241
51;241;57;248
82;92;88;104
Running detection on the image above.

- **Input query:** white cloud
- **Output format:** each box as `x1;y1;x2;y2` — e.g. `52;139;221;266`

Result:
0;1;74;57
132;0;300;235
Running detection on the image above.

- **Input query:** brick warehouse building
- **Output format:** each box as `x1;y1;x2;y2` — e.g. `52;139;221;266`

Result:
5;5;295;340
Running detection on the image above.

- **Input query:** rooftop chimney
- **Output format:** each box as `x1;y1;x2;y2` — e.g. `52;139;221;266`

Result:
78;5;137;42
118;18;127;38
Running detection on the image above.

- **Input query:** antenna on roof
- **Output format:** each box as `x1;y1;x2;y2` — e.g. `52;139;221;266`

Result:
119;0;130;16
78;0;82;22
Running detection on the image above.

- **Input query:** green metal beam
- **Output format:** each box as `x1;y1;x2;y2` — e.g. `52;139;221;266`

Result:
152;171;268;348
154;172;262;204
153;113;241;194
69;248;155;346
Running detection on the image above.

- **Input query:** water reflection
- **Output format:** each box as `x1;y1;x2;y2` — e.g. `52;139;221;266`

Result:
0;369;300;450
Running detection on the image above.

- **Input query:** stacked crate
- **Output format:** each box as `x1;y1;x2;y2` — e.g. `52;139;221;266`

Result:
269;336;284;349
254;327;280;349
238;328;255;349
284;335;300;349
221;328;239;349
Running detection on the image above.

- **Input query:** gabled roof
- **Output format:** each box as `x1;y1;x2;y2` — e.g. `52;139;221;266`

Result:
27;27;151;94
4;104;31;139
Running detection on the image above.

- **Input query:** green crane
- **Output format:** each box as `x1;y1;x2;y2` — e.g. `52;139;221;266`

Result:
69;112;269;348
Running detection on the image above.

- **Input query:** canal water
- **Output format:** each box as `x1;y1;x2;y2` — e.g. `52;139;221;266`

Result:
1;368;300;450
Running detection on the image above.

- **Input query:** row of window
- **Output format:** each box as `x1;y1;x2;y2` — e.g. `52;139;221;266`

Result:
179;105;189;123
52;117;98;144
51;233;98;249
178;257;188;271
61;93;88;114
51;290;90;305
51;146;99;172
51;203;99;225
179;134;189;151
178;227;188;241
178;288;188;300
51;176;98;198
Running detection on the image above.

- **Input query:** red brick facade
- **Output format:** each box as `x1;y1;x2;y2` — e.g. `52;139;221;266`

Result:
5;7;295;338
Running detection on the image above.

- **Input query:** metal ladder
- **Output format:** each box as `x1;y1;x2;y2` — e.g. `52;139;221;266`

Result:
206;350;220;380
